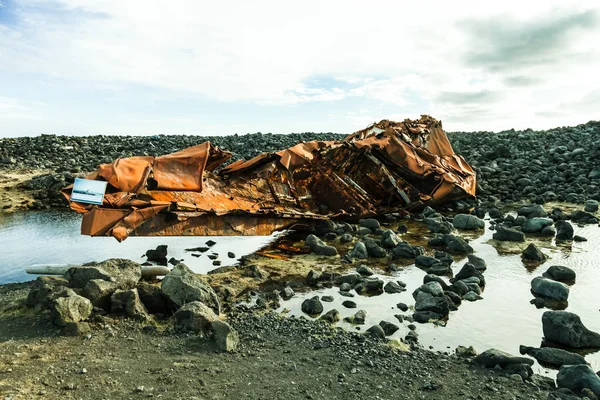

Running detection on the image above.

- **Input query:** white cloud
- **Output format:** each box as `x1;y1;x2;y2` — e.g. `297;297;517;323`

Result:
0;0;600;134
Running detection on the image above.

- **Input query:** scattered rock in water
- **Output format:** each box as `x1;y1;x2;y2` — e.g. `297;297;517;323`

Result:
571;210;598;224
522;243;547;263
463;291;482;302
543;266;576;283
305;234;338;256
173;301;218;334
451;262;486;287
555;221;575;241
364;238;387;258
206;240;216;247
344;309;367;325
522;217;554;233
378;320;399;336
574;235;588;242
467;254;487;271
452;214;484;230
301;296;323;315
320;309;340;324
145;245;168;266
366;324;386;339
517;204;547;219
412;311;442;324
473;348;534;368
383;281;405;294
161;263;221;315
280;286;295;300
334;272;362;286
455;345;478;358
542;311;600;348
557;364;600;398
493;225;525;242
227;252;236;258
396;302;408;312
211;320;239;352
519;345;587;367
342;300;357;309
531;277;569;301
321;295;334;303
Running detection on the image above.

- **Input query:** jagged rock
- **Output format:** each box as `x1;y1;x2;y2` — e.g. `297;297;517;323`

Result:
522;243;547;262
493;225;525;242
543;266;576;282
173;301;218;334
531;277;569;301
360;278;384;293
320;309;340;324
543;311;600;348
306;269;323;285
557;365;600;398
452;214;484;230
161;263;220;314
211;320;239;352
447;236;473;253
26;276;70;309
110;289;149;321
414;291;449;316
473;348;534;368
519;345;587;367
51;294;93;327
65;258;142;290
391;242;418;259
455;345;478;358
83;279;118;310
451;263;485;286
301;296;323;315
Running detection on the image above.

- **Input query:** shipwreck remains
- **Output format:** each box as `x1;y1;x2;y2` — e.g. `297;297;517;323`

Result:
61;115;476;241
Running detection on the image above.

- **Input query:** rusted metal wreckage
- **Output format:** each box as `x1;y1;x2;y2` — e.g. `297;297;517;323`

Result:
61;115;476;241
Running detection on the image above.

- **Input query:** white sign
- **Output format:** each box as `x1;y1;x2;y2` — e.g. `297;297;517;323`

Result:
71;178;108;205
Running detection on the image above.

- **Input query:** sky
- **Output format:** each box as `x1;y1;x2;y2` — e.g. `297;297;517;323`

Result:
1;0;599;137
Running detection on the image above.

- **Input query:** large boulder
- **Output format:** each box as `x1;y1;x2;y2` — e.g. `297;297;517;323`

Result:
531;277;569;301
301;296;323;315
474;348;534;368
83;279;119;310
414;291;449;316
161;264;221;315
452;214;485;230
50;293;93;327
26;276;71;309
493;225;525;242
65;258;142;290
110;289;149;321
173;301;218;334
557;365;600;398
137;282;172;314
542;311;600;348
211;320;239;352
305;234;338;256
519;345;587;367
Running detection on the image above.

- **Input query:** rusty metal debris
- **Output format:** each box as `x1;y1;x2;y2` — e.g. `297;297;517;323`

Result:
61;115;476;241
